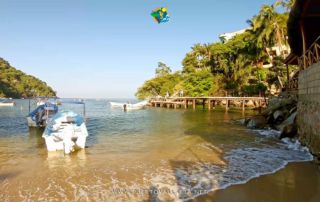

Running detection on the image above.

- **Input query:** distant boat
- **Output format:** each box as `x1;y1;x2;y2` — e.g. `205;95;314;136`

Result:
35;97;61;106
110;101;125;108
27;102;58;127
0;99;16;107
42;110;88;154
110;100;149;111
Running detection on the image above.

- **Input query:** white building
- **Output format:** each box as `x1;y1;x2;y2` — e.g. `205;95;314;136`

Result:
219;29;247;43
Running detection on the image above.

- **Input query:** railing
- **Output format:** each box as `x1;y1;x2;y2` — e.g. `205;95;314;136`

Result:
298;35;320;70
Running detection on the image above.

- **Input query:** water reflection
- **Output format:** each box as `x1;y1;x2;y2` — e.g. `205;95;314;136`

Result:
28;127;45;149
46;150;87;170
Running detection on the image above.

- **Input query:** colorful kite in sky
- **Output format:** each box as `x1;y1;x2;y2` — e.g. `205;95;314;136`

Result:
151;7;170;24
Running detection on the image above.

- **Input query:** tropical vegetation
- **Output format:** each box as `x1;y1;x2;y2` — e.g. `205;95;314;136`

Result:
0;58;56;98
136;0;297;99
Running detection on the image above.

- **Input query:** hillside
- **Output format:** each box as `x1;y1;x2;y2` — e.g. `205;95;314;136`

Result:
0;58;56;98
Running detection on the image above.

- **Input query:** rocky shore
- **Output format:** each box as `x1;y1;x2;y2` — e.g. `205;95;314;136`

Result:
243;94;298;138
242;93;320;163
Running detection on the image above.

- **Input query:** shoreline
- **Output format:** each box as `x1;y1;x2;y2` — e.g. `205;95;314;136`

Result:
191;161;320;202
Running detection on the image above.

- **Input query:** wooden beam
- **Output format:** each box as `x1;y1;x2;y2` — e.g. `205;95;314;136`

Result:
242;99;245;112
202;99;205;109
225;99;229;111
286;64;290;87
193;99;196;110
300;20;307;69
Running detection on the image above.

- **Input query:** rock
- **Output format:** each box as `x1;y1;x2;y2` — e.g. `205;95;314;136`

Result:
280;124;297;139
246;116;267;129
289;106;297;114
246;100;255;107
239;118;250;125
233;100;242;107
221;100;227;105
273;110;284;124
278;112;297;139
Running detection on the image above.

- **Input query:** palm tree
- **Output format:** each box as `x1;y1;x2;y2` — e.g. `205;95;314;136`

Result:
276;0;295;11
191;43;212;71
248;4;288;58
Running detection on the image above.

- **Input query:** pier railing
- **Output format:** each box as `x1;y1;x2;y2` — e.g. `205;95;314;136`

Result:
298;35;320;70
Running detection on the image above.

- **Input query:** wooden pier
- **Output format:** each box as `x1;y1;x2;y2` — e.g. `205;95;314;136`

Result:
150;97;268;111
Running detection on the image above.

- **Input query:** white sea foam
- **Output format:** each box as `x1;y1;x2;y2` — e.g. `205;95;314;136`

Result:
254;128;281;138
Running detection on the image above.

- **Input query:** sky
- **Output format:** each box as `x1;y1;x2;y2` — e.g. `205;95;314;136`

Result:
0;0;275;98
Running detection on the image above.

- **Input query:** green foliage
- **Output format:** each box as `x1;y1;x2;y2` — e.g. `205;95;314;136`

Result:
0;58;56;98
183;70;220;97
255;68;268;81
135;70;182;99
155;62;172;77
242;83;268;95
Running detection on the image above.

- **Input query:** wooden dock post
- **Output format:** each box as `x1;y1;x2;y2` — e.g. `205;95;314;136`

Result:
150;96;268;111
242;99;245;111
202;99;205;110
225;99;229;111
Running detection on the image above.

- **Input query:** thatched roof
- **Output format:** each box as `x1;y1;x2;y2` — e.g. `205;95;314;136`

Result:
287;0;320;56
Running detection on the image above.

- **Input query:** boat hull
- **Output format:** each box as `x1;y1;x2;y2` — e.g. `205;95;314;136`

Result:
42;111;88;154
110;100;148;110
0;102;15;107
27;117;39;127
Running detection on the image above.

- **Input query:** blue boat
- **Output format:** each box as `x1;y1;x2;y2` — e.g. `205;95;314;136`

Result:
27;102;58;127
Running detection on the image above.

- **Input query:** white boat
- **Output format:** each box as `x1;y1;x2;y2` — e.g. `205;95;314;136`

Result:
27;102;58;127
110;101;125;108
110;100;149;111
36;97;60;106
42;110;88;154
0;99;15;107
37;100;46;106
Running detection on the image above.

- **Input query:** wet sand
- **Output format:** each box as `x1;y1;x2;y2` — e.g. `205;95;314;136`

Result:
192;162;320;202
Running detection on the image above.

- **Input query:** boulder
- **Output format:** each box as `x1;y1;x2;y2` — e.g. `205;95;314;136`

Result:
278;112;297;139
289;106;297;114
280;124;297;139
273;110;284;124
246;116;267;129
233;100;242;107
239;118;250;125
246;100;255;107
221;100;227;105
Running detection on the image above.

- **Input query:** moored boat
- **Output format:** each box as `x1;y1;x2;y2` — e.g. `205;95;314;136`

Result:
110;101;125;108
0;99;15;107
36;97;61;106
110;100;149;111
27;102;58;127
42;110;88;154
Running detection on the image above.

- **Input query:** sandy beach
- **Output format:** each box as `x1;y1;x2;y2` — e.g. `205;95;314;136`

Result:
192;162;320;202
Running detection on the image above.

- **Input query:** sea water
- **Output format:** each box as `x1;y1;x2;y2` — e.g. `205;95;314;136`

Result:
0;99;313;201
